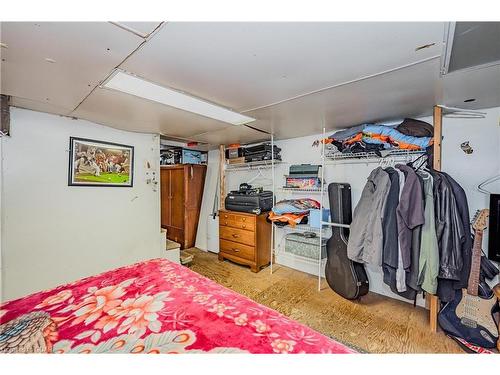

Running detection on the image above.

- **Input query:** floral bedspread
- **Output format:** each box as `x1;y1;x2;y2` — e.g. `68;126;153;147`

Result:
0;259;354;354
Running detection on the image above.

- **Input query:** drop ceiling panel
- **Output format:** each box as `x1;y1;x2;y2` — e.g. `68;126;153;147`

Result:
72;87;229;137
442;64;500;110
0;22;144;113
190;125;271;146
121;22;444;112
9;96;72;117
244;58;443;140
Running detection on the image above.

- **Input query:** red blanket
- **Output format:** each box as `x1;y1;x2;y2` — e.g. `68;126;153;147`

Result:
0;259;354;354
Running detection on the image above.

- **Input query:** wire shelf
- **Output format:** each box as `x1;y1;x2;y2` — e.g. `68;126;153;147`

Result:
325;149;426;163
277;187;327;193
273;223;326;233
225;159;283;171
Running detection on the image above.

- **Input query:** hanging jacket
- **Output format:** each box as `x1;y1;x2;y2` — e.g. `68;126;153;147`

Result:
418;173;440;295
347;167;391;265
436;172;473;302
432;172;465;284
440;172;472;288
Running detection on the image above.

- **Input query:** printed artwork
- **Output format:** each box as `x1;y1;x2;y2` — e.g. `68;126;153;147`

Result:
68;137;134;187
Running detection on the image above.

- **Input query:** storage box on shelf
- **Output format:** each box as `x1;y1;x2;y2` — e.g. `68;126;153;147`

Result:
284;232;326;260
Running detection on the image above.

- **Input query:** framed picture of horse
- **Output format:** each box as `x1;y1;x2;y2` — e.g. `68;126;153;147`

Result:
68;137;134;187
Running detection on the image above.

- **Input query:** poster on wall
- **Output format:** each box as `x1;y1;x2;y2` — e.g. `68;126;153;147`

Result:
68;137;134;187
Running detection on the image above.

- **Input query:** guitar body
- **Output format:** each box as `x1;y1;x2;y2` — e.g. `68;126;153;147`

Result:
438;288;498;348
325;183;369;300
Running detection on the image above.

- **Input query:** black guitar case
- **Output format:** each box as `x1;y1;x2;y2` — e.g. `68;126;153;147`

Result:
325;183;369;300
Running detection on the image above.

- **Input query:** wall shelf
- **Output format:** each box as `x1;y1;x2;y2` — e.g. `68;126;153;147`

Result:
273;223;326;233
224;159;283;172
277;187;327;193
325;149;426;163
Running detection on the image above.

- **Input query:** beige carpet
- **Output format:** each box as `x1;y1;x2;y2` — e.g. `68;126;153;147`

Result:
184;248;465;353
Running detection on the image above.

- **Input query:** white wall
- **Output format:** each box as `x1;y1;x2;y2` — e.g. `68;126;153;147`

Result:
1;108;164;301
441;107;500;288
211;106;500;305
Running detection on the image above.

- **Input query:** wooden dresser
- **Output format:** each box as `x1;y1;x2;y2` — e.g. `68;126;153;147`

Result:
218;210;271;272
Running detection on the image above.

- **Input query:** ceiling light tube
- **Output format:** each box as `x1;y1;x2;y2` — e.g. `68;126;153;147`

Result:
102;70;255;126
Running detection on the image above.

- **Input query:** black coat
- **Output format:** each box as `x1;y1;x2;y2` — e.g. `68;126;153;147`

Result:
432;172;469;302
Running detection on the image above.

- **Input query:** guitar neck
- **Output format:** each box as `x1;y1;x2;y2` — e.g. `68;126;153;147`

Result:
467;229;483;296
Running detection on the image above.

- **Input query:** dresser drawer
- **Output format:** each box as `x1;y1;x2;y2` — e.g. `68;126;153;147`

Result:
220;217;255;231
220;239;255;261
220;212;255;229
219;225;255;246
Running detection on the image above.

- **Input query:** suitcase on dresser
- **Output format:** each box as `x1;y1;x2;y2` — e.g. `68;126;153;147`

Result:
224;191;274;214
218;210;271;272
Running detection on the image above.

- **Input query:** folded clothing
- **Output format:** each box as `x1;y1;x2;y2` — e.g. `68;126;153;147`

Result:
396;118;433;138
362;125;433;150
271;198;321;215
327;121;433;152
268;212;309;227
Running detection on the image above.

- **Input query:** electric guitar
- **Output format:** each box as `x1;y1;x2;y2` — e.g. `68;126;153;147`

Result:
438;209;499;348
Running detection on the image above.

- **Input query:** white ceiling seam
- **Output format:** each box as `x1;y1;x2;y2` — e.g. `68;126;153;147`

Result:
109;22;164;39
69;22;166;115
241;55;441;113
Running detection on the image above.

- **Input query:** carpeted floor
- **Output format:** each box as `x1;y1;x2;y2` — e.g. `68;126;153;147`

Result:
184;248;465;353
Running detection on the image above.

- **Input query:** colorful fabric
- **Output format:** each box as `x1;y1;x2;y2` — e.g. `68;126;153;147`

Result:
268;212;308;227
363;125;432;150
0;259;354;354
326;122;433;153
271;199;321;215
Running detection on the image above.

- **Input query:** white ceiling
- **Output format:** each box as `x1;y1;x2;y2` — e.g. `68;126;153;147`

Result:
121;22;444;112
1;22;144;112
1;22;499;147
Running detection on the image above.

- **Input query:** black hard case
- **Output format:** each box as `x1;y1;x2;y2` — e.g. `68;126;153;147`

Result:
224;191;274;215
325;182;369;300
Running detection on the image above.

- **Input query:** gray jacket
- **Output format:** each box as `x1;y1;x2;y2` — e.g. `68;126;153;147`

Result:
347;167;391;265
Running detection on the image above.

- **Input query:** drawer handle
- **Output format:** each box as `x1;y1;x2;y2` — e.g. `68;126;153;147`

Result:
232;248;240;252
242;224;246;228
224;215;228;218
232;234;240;238
242;217;246;221
225;221;228;225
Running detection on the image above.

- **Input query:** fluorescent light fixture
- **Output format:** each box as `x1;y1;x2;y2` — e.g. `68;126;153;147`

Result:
102;70;255;126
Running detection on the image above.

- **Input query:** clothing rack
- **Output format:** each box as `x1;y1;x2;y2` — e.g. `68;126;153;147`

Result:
317;107;443;333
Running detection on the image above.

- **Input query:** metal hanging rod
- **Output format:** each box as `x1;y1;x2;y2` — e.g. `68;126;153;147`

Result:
321;221;350;229
438;105;487;118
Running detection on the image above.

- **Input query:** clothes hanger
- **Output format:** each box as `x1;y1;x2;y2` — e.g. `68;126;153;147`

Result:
478;174;500;195
247;166;273;185
438;105;487;119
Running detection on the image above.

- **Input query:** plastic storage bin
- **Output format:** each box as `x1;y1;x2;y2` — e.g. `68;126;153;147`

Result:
309;208;330;228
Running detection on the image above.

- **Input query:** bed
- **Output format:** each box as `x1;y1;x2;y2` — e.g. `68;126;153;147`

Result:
0;258;354;354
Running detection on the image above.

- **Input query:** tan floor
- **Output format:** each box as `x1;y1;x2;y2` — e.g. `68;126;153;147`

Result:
184;248;466;353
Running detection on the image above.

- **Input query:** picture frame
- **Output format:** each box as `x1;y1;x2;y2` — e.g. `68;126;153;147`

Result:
68;137;134;187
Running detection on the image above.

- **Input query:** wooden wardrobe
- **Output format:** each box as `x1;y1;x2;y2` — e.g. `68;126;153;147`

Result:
160;164;206;249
